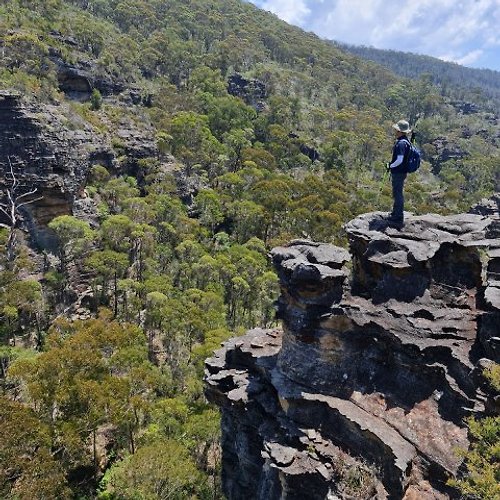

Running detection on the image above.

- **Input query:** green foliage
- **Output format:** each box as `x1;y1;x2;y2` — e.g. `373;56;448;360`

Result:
99;439;204;499
100;177;140;213
48;215;94;270
195;189;224;235
167;111;224;174
449;415;500;499
86;250;129;315
0;280;43;343
485;363;500;392
2;32;51;77
447;363;500;499
90;88;103;110
0;396;71;499
89;164;111;186
9;317;164;469
189;65;227;96
202;94;256;139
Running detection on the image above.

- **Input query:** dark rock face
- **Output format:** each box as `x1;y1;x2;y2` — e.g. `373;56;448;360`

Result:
48;38;126;99
450;101;480;115
52;56;126;98
288;133;321;162
0;90;101;246
429;137;467;173
299;143;320;162
227;74;267;107
0;91;157;248
469;193;500;219
54;58;93;99
205;205;500;499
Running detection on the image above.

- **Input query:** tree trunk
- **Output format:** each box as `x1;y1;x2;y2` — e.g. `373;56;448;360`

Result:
93;428;98;471
6;227;17;266
113;272;118;318
129;424;135;454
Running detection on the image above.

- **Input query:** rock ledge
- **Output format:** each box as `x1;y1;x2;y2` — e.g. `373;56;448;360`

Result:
206;203;500;499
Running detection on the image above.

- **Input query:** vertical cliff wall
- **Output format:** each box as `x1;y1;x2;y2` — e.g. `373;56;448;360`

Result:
0;91;97;237
0;91;157;249
205;206;500;499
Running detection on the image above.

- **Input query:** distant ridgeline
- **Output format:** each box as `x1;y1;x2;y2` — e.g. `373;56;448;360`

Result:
337;42;500;111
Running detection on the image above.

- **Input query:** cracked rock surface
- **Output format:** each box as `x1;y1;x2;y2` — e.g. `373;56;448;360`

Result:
205;199;500;499
0;91;156;250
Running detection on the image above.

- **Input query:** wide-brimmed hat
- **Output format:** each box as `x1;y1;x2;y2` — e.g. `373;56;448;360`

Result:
392;119;412;134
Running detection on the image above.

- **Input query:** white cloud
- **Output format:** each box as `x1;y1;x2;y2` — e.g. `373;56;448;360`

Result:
259;0;311;25
248;0;500;70
441;49;484;66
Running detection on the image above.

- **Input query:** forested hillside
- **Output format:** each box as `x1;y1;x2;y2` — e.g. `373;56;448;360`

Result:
0;0;499;497
339;42;500;110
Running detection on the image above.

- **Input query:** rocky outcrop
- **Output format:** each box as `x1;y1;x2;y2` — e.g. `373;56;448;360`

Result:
47;31;126;99
469;193;500;219
0;90;101;246
0;90;157;248
228;74;267;108
429;137;468;174
288;133;321;162
205;206;500;499
450;101;480;115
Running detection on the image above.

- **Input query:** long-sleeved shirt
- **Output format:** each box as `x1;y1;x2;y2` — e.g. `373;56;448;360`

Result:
390;137;410;173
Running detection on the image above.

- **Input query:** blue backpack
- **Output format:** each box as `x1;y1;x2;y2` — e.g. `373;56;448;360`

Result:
403;138;421;173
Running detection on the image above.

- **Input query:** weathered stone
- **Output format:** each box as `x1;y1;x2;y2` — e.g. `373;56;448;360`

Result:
478;312;500;362
0;90;158;251
206;200;500;499
271;242;350;308
469;193;500;218
450;100;480;115
346;212;489;305
49;44;126;98
72;197;99;229
484;283;500;311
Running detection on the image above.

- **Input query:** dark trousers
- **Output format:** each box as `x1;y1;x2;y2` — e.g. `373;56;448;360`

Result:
391;172;407;220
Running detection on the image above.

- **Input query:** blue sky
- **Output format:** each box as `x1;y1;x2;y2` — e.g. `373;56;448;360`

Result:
247;0;500;72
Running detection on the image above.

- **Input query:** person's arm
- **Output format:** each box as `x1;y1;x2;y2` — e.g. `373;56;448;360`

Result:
389;155;405;169
389;139;409;168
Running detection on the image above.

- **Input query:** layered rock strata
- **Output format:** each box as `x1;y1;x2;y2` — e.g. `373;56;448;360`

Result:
0;91;156;248
205;208;500;499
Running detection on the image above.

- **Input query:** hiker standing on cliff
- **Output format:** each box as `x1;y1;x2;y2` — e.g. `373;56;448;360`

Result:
387;119;412;224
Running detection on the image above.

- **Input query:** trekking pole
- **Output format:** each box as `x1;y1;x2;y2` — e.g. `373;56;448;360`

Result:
382;165;389;184
376;163;389;206
376;164;390;206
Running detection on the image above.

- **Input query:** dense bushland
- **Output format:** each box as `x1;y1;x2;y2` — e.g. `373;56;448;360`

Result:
0;0;499;497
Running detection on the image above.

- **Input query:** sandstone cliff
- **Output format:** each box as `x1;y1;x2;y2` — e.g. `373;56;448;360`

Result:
205;205;500;499
0;90;156;249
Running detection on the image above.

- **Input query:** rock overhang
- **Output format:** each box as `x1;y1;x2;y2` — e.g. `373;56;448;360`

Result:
205;198;500;499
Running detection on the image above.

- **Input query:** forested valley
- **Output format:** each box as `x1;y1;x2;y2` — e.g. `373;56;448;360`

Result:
0;0;499;497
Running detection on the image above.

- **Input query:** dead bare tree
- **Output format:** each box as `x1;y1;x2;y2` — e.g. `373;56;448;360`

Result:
0;156;42;264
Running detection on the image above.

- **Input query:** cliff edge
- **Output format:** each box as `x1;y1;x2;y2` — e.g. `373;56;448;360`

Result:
205;203;500;499
0;90;156;249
